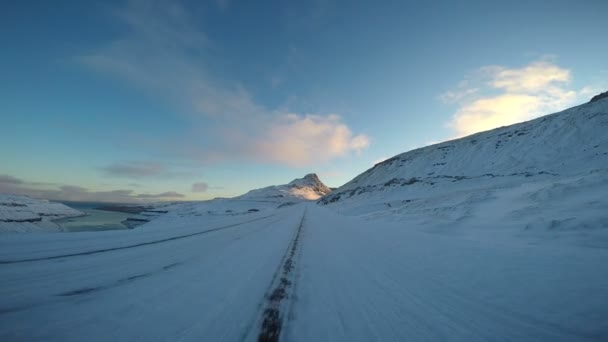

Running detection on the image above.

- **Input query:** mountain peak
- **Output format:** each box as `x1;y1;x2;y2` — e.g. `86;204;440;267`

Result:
304;173;319;180
287;173;332;198
590;90;608;103
289;173;321;185
238;173;332;201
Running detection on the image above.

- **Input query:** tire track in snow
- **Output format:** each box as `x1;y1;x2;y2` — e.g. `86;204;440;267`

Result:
255;207;306;342
0;214;276;264
0;216;288;316
55;216;287;299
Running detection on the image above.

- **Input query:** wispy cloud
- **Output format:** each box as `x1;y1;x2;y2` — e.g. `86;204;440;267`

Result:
0;174;184;203
190;182;224;193
101;161;167;178
216;0;230;11
80;0;369;167
191;182;209;192
252;114;369;166
136;191;185;199
442;58;591;137
100;161;199;180
0;175;24;184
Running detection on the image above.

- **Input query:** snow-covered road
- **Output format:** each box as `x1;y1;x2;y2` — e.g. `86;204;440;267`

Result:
289;207;608;341
1;204;607;341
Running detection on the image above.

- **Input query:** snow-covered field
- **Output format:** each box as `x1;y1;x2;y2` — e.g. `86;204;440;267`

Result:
0;195;84;233
288;206;608;341
1;99;607;340
1;203;607;341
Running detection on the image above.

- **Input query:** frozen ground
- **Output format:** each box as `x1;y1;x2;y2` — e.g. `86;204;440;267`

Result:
1;202;607;341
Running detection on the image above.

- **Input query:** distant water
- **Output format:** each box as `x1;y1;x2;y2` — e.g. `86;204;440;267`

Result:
56;202;135;232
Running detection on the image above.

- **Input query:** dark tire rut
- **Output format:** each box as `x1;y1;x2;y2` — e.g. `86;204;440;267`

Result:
257;207;306;342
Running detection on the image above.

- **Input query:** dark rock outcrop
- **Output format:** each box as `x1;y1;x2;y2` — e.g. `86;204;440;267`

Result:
590;91;608;103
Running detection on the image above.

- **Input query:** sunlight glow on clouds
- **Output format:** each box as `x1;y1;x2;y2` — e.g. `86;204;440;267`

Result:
254;114;370;167
81;0;369;168
443;59;583;137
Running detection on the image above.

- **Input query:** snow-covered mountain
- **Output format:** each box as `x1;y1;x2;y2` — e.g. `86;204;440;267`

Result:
238;173;331;201
154;173;332;219
0;194;84;233
0;174;331;233
320;94;608;232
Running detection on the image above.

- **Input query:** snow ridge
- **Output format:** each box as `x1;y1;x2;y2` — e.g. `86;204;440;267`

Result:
239;173;331;201
320;97;608;206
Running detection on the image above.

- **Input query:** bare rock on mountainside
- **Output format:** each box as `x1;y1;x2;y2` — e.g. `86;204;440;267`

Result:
239;173;332;201
287;173;332;197
590;90;608;103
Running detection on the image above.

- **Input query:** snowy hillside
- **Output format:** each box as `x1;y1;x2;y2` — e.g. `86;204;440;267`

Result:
238;173;331;201
0;194;84;233
320;96;608;234
140;173;332;221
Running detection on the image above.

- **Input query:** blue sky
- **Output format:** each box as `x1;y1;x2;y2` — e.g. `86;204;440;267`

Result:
1;0;607;202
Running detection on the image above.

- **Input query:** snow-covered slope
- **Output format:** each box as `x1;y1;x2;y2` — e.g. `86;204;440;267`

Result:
320;95;608;233
0;194;84;233
147;174;331;221
238;173;331;201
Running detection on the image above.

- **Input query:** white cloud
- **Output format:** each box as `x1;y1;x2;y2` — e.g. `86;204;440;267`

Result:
442;59;587;137
81;0;369;167
488;61;570;93
252;114;370;166
440;87;479;104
